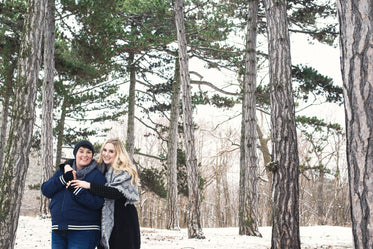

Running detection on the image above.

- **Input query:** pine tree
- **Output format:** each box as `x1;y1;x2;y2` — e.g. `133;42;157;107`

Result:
337;1;373;248
0;0;47;247
264;0;300;247
175;0;205;239
40;0;55;217
239;0;261;237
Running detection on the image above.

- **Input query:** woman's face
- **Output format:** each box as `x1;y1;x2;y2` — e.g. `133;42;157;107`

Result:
102;143;116;165
75;147;93;169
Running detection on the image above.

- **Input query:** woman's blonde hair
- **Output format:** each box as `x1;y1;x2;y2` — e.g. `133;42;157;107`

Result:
97;138;139;185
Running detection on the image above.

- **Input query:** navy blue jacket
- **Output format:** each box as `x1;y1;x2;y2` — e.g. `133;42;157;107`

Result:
41;161;106;231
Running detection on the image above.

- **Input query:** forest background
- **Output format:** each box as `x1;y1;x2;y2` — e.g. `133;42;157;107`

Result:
0;0;364;248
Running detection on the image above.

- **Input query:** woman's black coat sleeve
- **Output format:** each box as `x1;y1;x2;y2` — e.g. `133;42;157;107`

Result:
90;182;127;201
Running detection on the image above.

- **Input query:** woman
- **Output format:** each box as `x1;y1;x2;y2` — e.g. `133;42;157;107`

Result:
41;140;106;249
69;138;141;249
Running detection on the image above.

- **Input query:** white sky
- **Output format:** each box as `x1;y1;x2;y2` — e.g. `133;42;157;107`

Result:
290;33;345;126
189;31;345;127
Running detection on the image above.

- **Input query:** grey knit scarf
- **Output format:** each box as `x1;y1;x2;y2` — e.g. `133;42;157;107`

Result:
73;159;98;179
101;167;139;249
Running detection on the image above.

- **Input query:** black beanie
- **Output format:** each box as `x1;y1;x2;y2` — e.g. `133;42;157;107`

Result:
73;140;94;157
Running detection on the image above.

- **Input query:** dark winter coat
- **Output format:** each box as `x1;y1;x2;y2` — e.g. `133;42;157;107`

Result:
41;160;106;231
91;177;141;249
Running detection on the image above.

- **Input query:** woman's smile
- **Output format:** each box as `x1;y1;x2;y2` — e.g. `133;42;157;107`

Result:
102;143;116;165
75;147;93;169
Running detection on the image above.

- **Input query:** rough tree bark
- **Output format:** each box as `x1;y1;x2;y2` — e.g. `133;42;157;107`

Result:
55;102;67;166
174;0;205;239
126;51;136;161
40;0;55;217
0;49;16;179
222;164;232;226
257;124;272;226
0;0;47;247
215;156;223;227
263;0;301;248
239;0;261;237
337;1;373;248
166;59;181;230
317;168;325;225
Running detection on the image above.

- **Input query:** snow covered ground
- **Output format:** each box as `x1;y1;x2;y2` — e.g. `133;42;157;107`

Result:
15;216;353;249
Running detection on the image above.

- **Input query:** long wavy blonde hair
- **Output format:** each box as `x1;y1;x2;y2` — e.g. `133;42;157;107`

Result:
97;138;139;186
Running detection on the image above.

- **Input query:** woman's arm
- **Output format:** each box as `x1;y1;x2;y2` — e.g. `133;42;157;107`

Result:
70;180;125;200
66;174;106;210
90;182;125;200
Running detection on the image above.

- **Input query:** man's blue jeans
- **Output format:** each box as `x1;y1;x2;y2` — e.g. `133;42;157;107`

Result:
52;230;100;249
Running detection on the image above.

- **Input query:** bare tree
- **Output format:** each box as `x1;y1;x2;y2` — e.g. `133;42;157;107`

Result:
0;0;47;247
174;0;205;239
297;129;346;225
239;0;261;237
214;156;223;227
40;0;55;217
221;159;232;227
337;1;373;248
166;59;181;230
263;0;301;248
256;124;272;225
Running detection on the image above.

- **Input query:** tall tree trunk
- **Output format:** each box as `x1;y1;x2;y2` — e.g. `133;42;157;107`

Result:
215;158;222;227
222;164;231;226
126;52;136;161
333;134;344;226
239;0;261;237
167;59;181;230
257;124;272;226
264;0;300;248
0;92;10;178
337;1;373;248
40;0;55;217
55;103;67;166
317;170;325;224
174;0;204;239
0;48;16;179
0;0;47;247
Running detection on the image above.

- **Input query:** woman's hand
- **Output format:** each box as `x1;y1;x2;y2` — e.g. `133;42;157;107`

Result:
69;180;91;189
64;165;77;180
